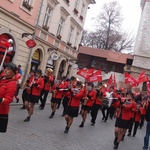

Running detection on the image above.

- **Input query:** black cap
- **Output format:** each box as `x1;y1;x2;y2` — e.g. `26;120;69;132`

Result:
4;62;17;74
36;69;42;74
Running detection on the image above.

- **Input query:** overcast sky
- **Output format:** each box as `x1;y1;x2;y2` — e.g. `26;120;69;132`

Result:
84;0;142;36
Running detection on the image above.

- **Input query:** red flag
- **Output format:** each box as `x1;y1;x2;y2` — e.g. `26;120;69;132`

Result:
86;70;102;82
107;74;113;86
77;68;94;78
146;76;150;95
124;72;137;87
114;73;116;86
137;70;146;85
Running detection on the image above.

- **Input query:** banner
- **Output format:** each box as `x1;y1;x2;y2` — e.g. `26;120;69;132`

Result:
107;74;113;86
136;70;146;85
77;68;95;78
86;70;102;82
124;72;137;87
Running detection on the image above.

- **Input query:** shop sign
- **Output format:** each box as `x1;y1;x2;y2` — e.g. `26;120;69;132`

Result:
26;39;36;48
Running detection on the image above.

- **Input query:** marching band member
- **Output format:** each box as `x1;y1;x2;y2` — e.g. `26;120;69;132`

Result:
39;68;54;110
102;86;114;122
131;101;143;137
20;70;35;109
14;67;22;103
0;62;17;132
127;95;137;136
62;78;71;116
113;91;136;149
90;89;102;126
139;96;148;129
49;78;65;118
79;82;96;128
24;69;44;122
64;81;83;133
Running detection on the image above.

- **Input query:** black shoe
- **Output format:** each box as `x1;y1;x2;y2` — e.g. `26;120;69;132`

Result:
133;134;135;137
64;126;69;133
16;99;19;103
24;116;30;122
49;112;55;118
79;122;84;127
127;133;131;136
91;122;95;126
20;106;25;109
40;107;44;110
39;105;42;108
113;142;119;149
104;119;107;122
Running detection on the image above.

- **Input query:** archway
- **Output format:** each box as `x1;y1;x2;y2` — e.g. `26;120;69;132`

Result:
58;60;66;78
31;49;41;71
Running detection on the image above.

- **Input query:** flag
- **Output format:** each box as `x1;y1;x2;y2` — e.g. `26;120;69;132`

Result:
124;72;137;87
136;70;146;85
114;73;116;86
146;76;150;95
86;70;102;82
77;68;95;78
107;74;113;86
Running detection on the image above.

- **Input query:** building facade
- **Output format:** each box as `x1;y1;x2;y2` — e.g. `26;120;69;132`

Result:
0;0;95;82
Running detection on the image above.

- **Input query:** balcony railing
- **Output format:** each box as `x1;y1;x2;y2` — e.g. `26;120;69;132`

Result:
22;1;33;11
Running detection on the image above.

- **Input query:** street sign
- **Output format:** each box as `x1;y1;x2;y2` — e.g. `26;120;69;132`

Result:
26;39;36;48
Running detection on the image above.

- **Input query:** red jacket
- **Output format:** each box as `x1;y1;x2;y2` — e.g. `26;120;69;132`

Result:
129;100;137;118
95;98;102;105
52;83;65;99
0;78;17;114
114;99;136;120
134;106;142;122
31;77;44;96
68;89;83;107
83;89;96;107
44;75;54;91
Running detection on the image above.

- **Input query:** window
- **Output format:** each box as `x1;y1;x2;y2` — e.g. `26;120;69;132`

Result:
22;0;33;11
43;6;52;26
56;18;64;36
74;32;79;47
67;26;74;43
81;4;85;16
74;0;80;9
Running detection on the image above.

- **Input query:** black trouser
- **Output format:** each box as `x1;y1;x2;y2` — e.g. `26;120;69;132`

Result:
133;121;139;136
22;89;28;107
91;104;101;123
102;106;110;121
39;90;49;108
139;115;145;128
0;114;8;133
128;118;134;134
109;105;115;119
62;96;69;115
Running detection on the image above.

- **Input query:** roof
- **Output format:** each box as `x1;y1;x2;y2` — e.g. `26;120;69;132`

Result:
79;46;133;64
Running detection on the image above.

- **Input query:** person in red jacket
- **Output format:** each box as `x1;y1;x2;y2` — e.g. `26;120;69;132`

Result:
20;70;35;109
24;69;44;122
79;82;96;128
39;68;54;110
0;62;17;132
90;89;102;126
64;81;84;133
49;78;65;118
14;67;22;103
113;91;135;149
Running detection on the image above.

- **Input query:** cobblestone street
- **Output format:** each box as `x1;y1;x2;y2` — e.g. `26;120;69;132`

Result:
0;91;146;150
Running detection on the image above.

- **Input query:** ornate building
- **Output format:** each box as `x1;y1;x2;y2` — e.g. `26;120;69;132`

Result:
0;0;95;82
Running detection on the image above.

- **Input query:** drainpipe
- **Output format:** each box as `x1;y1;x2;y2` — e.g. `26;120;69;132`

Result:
22;0;44;85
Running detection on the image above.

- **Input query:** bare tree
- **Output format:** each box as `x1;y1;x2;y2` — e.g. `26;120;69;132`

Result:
81;1;134;52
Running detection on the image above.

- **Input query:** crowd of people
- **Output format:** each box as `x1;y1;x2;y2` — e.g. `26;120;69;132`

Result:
0;62;150;150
